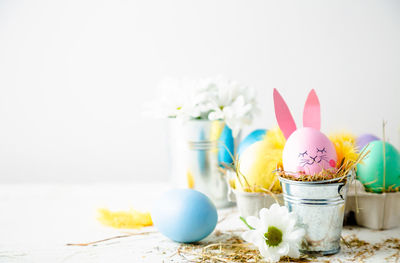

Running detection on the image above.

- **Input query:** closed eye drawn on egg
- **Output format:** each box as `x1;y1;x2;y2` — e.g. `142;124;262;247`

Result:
298;151;308;158
316;147;326;153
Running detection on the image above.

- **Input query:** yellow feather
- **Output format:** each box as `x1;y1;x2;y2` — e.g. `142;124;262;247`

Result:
187;170;195;189
328;131;358;168
97;208;153;229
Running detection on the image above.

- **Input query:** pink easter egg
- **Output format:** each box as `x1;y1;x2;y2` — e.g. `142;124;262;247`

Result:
282;127;337;176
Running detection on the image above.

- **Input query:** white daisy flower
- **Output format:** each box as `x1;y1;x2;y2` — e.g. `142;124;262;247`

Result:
143;77;201;119
202;76;258;137
144;76;258;136
241;204;305;263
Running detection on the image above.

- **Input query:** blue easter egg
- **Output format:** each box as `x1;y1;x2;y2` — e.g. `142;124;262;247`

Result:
218;125;234;165
237;129;267;156
152;189;218;243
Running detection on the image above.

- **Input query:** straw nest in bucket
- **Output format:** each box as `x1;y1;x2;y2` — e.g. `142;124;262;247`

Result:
277;138;370;183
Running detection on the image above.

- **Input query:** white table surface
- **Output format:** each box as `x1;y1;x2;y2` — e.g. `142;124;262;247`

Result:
1;183;399;263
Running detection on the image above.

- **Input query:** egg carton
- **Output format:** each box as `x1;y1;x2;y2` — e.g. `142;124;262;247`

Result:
345;180;400;230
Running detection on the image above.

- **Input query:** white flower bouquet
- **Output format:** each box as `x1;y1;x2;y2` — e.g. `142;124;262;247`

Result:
145;76;259;136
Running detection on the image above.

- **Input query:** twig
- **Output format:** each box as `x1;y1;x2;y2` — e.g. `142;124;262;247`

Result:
383;120;387;192
66;231;155;246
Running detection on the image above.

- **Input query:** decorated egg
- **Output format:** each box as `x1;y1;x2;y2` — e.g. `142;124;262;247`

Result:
236;140;282;192
356;134;380;152
237;129;267;156
357;141;400;193
152;189;218;243
283;127;337;176
218;125;234;165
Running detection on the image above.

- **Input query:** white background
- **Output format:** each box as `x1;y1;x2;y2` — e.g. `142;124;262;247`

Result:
0;0;399;183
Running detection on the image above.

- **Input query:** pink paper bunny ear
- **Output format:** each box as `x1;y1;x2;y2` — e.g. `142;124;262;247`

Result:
303;89;320;130
273;89;297;139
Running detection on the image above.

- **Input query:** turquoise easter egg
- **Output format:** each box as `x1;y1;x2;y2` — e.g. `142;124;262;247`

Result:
357;141;400;193
218;125;234;165
237;129;267;156
152;189;218;243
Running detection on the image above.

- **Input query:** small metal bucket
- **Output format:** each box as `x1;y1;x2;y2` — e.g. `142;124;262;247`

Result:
167;119;237;208
279;175;352;255
228;188;284;218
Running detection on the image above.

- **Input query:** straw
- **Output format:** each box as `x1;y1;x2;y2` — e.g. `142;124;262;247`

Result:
382;120;387;192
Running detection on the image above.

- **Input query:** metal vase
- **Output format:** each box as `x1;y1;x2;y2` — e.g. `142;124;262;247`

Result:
228;189;284;218
279;175;351;255
167;118;237;208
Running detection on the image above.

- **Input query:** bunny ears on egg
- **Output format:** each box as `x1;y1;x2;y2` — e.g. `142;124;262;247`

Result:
273;89;321;140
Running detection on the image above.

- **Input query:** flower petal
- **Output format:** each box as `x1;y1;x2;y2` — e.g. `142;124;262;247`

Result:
277;242;290;255
259;208;269;224
288;244;301;258
287;228;305;243
258;243;269;258
264;247;282;263
242;230;259;244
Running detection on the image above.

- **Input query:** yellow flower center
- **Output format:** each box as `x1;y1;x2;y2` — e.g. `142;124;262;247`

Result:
264;226;283;247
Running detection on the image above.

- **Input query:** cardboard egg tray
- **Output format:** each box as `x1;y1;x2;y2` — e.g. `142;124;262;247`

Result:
345;180;400;230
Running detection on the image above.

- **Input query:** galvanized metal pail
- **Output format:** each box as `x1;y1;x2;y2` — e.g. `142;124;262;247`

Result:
167;118;237;208
279;175;351;255
228;188;284;218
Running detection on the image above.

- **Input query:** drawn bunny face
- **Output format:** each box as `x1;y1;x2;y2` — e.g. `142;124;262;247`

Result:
273;89;337;177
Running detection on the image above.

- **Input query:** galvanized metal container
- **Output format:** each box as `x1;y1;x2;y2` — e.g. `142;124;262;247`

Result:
279;175;352;255
228;188;284;218
167;118;237;208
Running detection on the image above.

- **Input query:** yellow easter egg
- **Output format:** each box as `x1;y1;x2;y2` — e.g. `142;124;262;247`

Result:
236;141;282;193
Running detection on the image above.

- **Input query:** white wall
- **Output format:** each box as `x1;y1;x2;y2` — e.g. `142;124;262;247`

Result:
0;0;399;183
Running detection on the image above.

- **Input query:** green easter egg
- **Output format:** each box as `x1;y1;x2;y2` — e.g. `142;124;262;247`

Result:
357;141;400;193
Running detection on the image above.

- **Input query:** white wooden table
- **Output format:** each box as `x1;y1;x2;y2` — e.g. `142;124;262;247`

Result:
1;183;399;263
